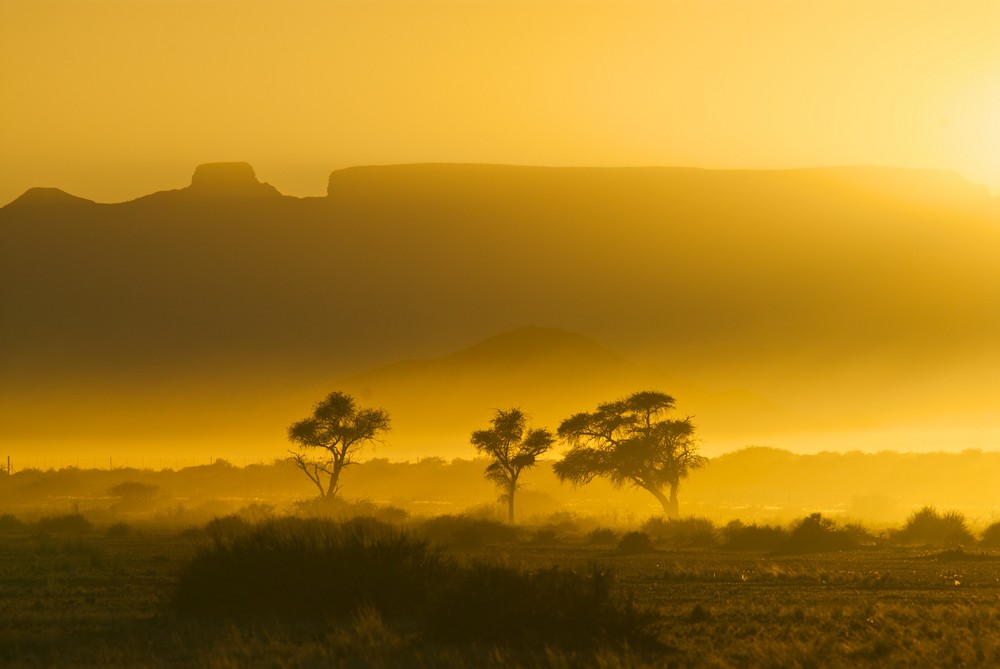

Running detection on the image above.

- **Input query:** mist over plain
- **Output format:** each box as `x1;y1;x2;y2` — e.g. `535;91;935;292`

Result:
2;162;999;465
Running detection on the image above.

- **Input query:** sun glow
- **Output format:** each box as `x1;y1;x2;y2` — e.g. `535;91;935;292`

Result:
947;85;1000;193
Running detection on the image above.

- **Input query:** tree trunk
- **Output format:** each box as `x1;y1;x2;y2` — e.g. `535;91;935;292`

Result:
644;484;679;519
667;481;680;519
326;459;343;497
507;481;516;523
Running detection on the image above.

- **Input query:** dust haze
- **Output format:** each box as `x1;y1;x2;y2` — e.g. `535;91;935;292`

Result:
3;163;1000;467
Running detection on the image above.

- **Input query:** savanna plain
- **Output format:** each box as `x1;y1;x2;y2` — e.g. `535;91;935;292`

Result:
4;470;1000;669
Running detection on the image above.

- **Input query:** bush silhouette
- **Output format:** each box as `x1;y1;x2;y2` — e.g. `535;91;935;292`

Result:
894;507;974;547
721;520;788;551
642;517;717;547
980;521;1000;548
173;517;445;619
585;527;618;545
293;496;408;523
617;531;656;554
0;514;26;535
109;481;160;501
172;515;659;648
424;564;660;648
418;514;521;547
35;513;93;535
782;513;859;553
106;522;133;538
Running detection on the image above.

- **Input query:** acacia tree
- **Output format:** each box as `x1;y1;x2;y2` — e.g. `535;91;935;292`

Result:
553;391;705;518
287;391;390;499
471;408;554;522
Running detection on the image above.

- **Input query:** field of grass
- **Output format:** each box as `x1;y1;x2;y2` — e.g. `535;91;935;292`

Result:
4;513;1000;668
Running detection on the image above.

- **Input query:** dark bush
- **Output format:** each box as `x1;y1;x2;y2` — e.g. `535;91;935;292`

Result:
418;514;521;547
109;481;160;501
530;528;559;544
980;521;1000;548
585;527;619;545
424;565;660;648
203;514;253;544
173;517;445;619
293;497;408;523
106;522;133;538
782;513;859;553
642;517;718;547
894;507;975;547
720;520;788;551
0;514;26;534
617;531;656;554
35;513;93;535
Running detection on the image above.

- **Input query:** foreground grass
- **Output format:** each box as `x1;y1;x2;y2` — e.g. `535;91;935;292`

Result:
4;520;1000;667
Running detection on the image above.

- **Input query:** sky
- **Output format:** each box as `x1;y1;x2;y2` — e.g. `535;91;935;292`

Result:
3;0;1000;206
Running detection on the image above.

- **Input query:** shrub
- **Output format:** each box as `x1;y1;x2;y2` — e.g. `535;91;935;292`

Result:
106;522;133;538
35;513;93;535
0;514;26;534
585;527;619;546
617;531;656;554
894;507;975;547
203;514;253;544
721;520;788;551
782;513;859;553
172;516;660;649
235;503;276;523
294;497;408;524
109;481;160;501
418;515;521;547
980;521;1000;548
424;565;660;649
173;517;445;619
642;517;717;547
530;528;560;544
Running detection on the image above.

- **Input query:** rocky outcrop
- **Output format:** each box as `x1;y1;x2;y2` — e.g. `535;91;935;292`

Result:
187;162;281;198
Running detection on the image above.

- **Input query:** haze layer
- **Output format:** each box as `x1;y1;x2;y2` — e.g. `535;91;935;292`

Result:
2;163;999;462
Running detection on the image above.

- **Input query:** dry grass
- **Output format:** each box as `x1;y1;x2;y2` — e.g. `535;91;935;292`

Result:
4;516;1000;667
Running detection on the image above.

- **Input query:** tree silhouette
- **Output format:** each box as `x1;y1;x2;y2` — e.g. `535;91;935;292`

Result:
554;391;705;518
287;391;390;499
471;408;554;522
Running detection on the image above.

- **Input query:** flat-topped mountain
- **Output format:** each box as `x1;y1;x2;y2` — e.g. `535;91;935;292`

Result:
2;162;998;460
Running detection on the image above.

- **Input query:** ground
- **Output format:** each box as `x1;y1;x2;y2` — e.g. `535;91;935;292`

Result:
3;525;1000;668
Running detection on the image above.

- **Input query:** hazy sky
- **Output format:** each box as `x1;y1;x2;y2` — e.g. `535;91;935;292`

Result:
3;0;1000;205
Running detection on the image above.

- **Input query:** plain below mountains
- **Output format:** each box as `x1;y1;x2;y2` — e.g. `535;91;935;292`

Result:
2;162;999;461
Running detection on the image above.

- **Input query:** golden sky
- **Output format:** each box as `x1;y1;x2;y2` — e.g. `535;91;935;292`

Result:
2;0;1000;205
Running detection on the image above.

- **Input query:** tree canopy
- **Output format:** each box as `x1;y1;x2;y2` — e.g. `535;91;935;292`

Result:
287;391;391;498
553;390;705;517
471;408;554;522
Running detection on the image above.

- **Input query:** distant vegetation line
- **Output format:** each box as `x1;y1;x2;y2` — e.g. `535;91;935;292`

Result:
5;455;275;473
5;448;1000;525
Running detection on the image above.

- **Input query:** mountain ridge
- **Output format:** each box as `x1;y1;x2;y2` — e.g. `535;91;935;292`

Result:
3;162;993;209
3;162;1000;460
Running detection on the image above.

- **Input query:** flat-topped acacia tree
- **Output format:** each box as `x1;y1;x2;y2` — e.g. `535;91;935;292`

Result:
554;391;705;518
287;391;391;499
471;408;554;522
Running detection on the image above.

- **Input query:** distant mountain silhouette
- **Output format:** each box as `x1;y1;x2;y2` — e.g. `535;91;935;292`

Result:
4;186;98;210
339;325;791;457
2;162;999;459
355;326;625;378
125;162;285;206
339;326;657;454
